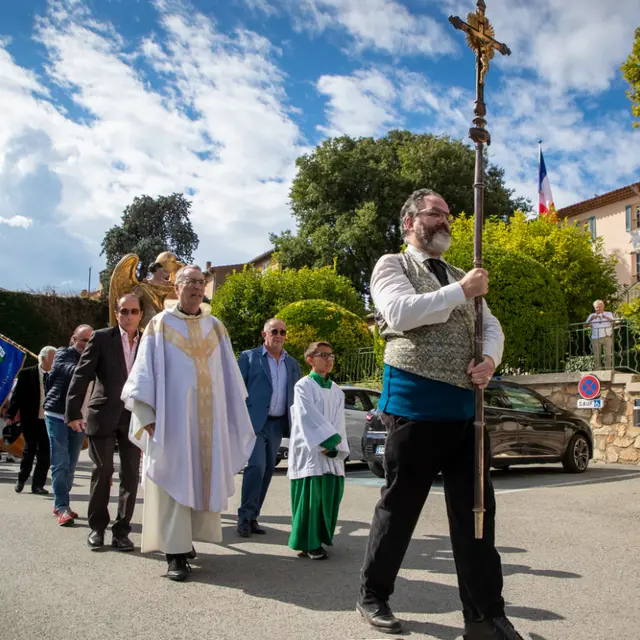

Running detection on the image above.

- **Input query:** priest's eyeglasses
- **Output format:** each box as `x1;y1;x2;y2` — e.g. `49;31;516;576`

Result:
269;329;287;336
417;208;452;222
183;278;205;287
314;352;336;361
118;308;141;316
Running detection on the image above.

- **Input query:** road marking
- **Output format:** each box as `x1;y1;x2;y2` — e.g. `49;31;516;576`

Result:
490;471;640;494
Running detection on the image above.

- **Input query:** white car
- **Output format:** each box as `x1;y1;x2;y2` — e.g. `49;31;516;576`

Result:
276;385;381;465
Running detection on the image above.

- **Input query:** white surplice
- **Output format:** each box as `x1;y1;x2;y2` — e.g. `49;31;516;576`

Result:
287;376;349;481
122;304;256;554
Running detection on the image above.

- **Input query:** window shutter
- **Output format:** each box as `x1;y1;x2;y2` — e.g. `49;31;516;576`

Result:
626;205;632;232
588;216;596;241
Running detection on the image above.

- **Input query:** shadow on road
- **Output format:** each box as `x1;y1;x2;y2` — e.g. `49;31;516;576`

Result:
115;513;567;640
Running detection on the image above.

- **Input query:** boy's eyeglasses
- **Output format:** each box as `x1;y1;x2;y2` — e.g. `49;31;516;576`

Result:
118;308;141;316
269;329;287;336
314;352;336;361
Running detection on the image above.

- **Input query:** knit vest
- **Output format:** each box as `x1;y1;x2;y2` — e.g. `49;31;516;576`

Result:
376;252;476;390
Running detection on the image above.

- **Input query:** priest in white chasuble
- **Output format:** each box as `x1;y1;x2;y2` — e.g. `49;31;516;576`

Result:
122;265;256;582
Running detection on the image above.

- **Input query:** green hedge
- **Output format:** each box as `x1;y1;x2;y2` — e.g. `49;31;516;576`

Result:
444;246;568;373
277;299;372;375
0;290;109;358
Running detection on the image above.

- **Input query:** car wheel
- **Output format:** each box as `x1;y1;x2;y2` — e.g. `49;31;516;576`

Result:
562;433;590;473
368;461;385;478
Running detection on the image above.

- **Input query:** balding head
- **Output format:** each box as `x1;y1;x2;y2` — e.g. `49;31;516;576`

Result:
70;324;93;353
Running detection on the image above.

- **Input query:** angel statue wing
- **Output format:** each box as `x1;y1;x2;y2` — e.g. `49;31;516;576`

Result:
108;254;139;327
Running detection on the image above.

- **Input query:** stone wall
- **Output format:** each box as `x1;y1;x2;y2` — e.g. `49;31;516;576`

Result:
501;371;640;465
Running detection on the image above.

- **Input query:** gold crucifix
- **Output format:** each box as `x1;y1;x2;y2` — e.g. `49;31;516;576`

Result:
449;0;510;85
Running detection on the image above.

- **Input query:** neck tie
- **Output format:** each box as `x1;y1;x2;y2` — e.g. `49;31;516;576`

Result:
426;258;448;287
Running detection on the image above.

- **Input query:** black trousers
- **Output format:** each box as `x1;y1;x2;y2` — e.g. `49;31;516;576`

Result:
360;412;505;623
17;419;50;489
88;424;141;537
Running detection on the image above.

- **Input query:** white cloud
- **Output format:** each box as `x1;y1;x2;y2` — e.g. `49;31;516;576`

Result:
282;0;456;57
441;0;638;93
0;215;33;228
314;65;640;210
0;0;306;291
316;69;399;136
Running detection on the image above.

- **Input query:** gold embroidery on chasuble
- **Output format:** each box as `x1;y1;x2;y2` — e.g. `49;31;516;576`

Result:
159;318;222;510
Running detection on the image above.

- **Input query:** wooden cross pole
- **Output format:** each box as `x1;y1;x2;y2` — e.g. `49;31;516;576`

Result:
448;0;511;540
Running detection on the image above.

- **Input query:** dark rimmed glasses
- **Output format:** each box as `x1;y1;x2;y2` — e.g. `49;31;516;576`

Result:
269;329;287;336
118;308;141;316
314;352;336;361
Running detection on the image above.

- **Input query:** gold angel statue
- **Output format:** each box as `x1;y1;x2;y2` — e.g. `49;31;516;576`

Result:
109;251;183;328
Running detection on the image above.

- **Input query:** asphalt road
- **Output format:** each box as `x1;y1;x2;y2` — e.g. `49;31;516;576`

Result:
1;455;639;640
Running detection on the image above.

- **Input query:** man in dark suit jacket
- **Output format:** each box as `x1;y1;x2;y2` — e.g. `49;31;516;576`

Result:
65;293;142;551
237;318;302;537
6;346;56;494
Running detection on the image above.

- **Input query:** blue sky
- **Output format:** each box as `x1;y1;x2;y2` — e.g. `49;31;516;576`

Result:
0;0;638;292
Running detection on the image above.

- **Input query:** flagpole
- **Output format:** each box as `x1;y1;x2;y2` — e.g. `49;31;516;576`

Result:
0;334;38;361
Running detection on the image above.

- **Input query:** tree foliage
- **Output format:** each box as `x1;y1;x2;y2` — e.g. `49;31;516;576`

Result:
276;299;372;375
100;193;199;292
621;26;640;129
445;245;568;373
0;290;108;356
447;212;618;324
270;130;531;296
210;264;365;354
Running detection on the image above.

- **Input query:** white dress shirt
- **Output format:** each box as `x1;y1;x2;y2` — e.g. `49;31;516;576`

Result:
370;243;504;368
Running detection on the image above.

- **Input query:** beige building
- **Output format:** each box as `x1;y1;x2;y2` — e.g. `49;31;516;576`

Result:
558;181;640;289
204;249;275;300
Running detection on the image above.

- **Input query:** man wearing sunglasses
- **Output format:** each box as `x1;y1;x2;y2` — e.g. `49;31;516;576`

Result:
65;294;143;550
43;324;94;527
237;318;302;537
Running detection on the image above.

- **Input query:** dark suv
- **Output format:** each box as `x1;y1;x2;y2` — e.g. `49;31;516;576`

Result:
362;380;593;478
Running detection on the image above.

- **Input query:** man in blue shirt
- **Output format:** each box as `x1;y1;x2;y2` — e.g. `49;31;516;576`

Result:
237;318;302;537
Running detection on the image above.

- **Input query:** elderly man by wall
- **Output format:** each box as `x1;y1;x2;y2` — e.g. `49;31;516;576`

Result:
6;346;56;495
585;300;616;370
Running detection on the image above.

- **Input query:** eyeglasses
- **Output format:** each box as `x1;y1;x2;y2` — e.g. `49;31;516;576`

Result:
75;337;90;344
417;208;452;222
118;308;141;316
182;278;205;287
268;329;287;336
314;352;336;361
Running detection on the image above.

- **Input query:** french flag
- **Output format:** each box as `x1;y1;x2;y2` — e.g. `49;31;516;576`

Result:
538;144;555;215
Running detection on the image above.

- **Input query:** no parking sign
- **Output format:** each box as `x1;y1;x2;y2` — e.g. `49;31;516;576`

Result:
577;374;602;409
578;374;601;400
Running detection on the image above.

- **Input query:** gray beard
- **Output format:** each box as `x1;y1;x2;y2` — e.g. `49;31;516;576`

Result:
422;230;452;255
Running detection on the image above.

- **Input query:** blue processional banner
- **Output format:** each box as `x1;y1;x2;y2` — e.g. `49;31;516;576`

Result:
0;335;26;410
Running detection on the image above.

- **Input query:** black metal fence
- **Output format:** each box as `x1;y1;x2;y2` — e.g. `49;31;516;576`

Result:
337;319;640;384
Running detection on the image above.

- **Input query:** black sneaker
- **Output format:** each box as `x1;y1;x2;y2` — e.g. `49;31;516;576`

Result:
14;481;24;493
300;547;328;560
31;487;49;495
166;554;191;582
464;616;525;640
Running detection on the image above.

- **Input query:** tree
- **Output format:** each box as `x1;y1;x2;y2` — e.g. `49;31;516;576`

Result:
210;264;365;353
276;299;372;375
100;193;199;292
445;244;568;373
270;131;531;296
621;26;640;129
447;212;618;324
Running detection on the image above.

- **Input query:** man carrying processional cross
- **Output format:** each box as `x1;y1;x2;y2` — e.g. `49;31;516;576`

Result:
122;264;256;581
